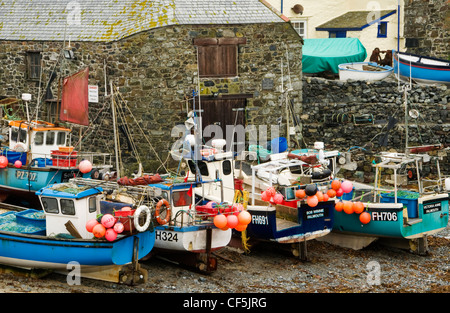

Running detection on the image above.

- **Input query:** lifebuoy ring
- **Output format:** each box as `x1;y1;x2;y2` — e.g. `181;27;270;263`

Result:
13;142;27;152
133;205;151;232
155;199;171;225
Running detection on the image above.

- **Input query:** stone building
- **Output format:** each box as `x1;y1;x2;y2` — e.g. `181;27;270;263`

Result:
403;0;449;59
0;0;303;173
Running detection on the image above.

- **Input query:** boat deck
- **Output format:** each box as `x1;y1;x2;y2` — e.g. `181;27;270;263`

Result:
276;218;299;231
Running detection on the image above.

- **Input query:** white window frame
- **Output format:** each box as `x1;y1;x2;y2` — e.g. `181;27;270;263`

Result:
291;20;307;39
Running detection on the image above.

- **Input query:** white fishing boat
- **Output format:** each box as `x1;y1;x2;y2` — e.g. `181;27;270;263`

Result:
338;62;393;81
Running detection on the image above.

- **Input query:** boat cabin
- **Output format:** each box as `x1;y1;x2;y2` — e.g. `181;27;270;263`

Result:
36;183;102;239
7;120;72;166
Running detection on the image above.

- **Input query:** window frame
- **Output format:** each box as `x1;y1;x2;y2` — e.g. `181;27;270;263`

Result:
377;22;388;38
292;20;307;38
27;51;42;81
194;37;246;78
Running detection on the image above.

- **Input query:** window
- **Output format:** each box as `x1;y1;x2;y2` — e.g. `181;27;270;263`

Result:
292;21;307;38
11;127;27;143
60;199;75;215
194;38;246;78
377;22;388;38
88;197;96;213
46;131;55;145
222;160;232;175
27;51;42;80
57;132;66;145
329;31;347;38
41;197;59;214
34;132;44;145
173;191;192;207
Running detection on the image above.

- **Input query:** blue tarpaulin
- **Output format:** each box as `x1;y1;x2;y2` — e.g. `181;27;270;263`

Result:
302;38;367;74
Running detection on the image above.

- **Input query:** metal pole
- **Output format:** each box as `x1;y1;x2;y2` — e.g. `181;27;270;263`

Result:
110;81;121;177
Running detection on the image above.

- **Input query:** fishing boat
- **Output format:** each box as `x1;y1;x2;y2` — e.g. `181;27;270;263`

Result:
0;181;155;283
325;85;450;254
393;51;450;86
0;119;112;207
70;175;233;273
338;62;393;81
181;138;335;259
0;67;113;207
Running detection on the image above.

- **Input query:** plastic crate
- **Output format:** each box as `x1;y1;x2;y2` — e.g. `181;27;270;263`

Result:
16;209;46;228
114;209;136;232
380;191;419;218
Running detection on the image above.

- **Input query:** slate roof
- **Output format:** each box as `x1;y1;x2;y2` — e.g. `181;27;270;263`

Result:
316;10;396;31
0;0;286;42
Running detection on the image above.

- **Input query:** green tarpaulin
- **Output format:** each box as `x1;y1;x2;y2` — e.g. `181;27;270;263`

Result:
302;38;367;74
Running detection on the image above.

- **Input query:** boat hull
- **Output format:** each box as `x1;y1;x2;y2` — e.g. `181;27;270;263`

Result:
154;225;231;253
0;166;92;205
0;230;155;270
246;200;334;243
333;194;449;239
393;51;450;86
338;62;393;81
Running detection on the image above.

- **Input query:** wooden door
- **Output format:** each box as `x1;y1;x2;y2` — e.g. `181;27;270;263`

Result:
200;97;246;153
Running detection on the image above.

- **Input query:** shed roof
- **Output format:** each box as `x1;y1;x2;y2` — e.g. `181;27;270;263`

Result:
316;10;396;31
0;0;286;42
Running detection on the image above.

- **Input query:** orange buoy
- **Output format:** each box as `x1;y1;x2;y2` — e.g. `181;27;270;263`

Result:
343;201;354;214
331;180;341;191
316;191;324;202
295;189;306;199
353;201;365;214
335;201;344;212
237;210;251;225
234;223;247;232
327;189;336;198
86;219;99;233
213;214;227;229
359;211;371;224
307;195;319;207
92;223;106;238
322;193;329;201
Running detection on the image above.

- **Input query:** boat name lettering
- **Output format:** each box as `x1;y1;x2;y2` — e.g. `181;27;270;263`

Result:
155;231;179;242
371;211;398;221
251;215;268;225
423;202;441;214
305;208;325;219
15;170;37;182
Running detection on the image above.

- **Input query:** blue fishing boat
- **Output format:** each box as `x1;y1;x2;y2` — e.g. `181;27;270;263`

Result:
0;119;112;206
330;151;449;253
0;182;154;283
70;176;232;273
393;51;450;86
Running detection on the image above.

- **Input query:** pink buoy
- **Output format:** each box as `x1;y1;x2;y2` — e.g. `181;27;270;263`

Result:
78;160;93;174
0;156;8;168
86;219;99;233
261;191;271;202
113;221;124;234
273;193;284;204
341;180;353;193
105;228;118;242
101;214;116;228
226;214;239;229
14;160;22;168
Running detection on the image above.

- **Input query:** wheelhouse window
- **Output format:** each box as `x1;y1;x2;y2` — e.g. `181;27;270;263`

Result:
57;132;66;145
45;131;55;145
34;132;44;145
60;199;75;215
194;37;246;78
88;197;96;213
173;190;192;207
41;197;59;214
27;51;42;80
10;127;27;143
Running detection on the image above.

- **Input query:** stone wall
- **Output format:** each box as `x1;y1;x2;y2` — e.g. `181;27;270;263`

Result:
302;76;450;180
403;0;449;59
0;23;302;174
